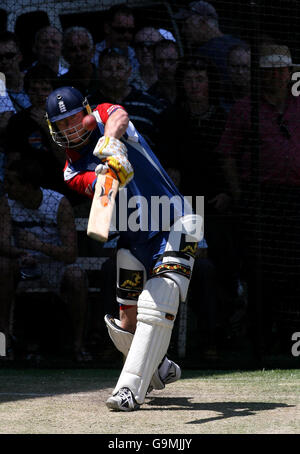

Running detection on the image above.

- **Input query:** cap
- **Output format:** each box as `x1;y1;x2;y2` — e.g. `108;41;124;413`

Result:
259;45;300;69
158;28;176;42
174;1;218;21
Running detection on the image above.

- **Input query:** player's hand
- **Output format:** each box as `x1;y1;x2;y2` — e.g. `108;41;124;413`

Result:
95;154;134;187
93;136;128;160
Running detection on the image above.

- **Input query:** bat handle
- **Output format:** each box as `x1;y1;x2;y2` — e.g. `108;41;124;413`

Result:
106;167;119;181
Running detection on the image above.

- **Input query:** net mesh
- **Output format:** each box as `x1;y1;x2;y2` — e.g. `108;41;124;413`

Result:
1;0;300;363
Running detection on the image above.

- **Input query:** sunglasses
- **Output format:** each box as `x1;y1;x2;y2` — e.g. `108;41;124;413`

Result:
111;26;135;35
103;47;127;57
135;41;156;49
0;52;17;61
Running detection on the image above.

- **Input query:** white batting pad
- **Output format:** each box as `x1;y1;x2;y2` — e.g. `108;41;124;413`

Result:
104;314;133;356
112;276;180;404
105;314;175;392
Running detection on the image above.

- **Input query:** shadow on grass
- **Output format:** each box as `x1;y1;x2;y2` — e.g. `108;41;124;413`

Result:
145;396;294;424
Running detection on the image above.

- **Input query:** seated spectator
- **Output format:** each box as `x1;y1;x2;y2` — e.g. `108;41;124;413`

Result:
132;27;163;91
59;26;98;98
148;39;180;106
92;4;139;82
30;26;69;77
0;31;31;113
3;159;91;362
4;63;85;206
90;47;166;150
175;1;246;94
221;44;251;113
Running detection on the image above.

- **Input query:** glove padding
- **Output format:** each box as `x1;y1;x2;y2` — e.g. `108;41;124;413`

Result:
94;136;133;187
93;136;128;159
95;154;134;187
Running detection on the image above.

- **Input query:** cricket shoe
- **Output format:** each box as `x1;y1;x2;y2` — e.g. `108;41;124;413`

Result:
106;387;140;412
148;359;181;393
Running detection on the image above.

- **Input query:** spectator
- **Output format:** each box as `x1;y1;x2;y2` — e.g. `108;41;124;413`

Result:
159;55;227;198
132;27;163;91
159;55;240;319
148;39;180;106
3;159;91;362
59;26;98;98
31;26;69;77
90;47;166;149
92;4;139;81
219;44;300;351
0;31;31;113
221;44;251;113
175;1;246;90
4;64;84;206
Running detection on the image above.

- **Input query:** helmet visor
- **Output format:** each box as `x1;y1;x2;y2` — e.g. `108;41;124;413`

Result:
47;111;92;148
52;121;93;148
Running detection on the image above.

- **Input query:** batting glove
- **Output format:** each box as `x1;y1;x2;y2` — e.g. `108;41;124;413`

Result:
95;154;134;187
93;136;128;159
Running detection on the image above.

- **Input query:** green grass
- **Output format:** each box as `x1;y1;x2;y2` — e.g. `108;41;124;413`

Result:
0;368;299;434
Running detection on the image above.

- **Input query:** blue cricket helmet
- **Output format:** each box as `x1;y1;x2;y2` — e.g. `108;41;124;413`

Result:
46;86;91;122
45;86;93;148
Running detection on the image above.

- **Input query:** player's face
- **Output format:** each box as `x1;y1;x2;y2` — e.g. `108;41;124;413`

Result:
155;46;178;80
35;27;62;62
183;14;208;44
134;28;161;66
0;40;21;77
99;56;131;90
260;66;291;94
63;32;94;69
183;69;209;103
228;50;251;88
28;81;53;109
109;13;135;49
55;111;86;145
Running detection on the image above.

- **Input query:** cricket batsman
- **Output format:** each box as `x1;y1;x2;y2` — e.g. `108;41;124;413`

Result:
45;86;202;411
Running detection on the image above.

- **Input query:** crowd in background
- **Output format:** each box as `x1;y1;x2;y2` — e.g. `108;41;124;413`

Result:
0;1;298;365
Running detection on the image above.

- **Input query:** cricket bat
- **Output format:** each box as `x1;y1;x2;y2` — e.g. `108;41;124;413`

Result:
87;170;119;242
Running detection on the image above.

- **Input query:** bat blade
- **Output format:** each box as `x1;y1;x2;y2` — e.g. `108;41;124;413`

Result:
87;172;119;242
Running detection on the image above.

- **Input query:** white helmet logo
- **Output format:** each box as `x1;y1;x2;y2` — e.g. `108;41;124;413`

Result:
58;100;67;113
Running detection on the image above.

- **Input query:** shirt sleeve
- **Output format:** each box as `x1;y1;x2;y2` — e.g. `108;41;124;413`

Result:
94;103;126;124
64;166;97;200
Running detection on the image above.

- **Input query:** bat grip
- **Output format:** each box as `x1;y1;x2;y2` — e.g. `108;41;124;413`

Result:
106;166;119;181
